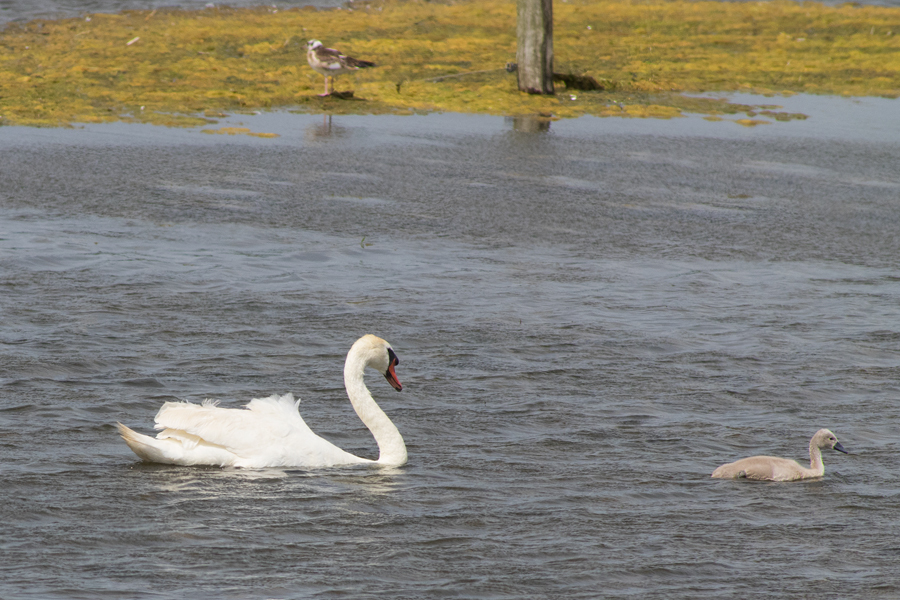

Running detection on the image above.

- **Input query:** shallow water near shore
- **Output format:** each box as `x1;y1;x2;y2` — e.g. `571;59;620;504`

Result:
0;0;352;25
2;96;900;599
2;0;898;25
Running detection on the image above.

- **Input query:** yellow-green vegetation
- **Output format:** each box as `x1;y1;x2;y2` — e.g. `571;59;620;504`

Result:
200;126;280;137
0;0;898;127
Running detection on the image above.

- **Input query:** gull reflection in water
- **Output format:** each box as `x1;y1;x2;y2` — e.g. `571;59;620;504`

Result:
305;114;349;141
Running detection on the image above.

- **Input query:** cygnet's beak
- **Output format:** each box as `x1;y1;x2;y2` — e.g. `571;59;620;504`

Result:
384;348;402;392
833;441;849;454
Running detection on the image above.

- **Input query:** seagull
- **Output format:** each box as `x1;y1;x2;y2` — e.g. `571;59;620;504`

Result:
306;39;375;96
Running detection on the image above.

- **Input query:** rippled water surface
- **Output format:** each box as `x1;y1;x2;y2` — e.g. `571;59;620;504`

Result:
2;100;900;599
4;0;898;24
0;0;352;24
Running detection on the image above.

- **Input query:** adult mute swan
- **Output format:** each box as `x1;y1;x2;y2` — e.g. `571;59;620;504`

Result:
117;334;406;468
711;428;848;481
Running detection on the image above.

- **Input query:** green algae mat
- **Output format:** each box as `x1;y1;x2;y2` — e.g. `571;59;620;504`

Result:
1;0;898;128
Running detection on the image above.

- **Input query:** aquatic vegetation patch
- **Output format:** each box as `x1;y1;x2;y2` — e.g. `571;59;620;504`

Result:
200;126;280;137
0;0;897;127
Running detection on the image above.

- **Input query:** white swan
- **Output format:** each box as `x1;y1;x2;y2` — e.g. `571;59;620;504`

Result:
711;428;848;481
117;334;406;468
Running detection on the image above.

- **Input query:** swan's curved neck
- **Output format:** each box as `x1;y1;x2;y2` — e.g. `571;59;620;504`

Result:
807;440;825;477
344;352;407;466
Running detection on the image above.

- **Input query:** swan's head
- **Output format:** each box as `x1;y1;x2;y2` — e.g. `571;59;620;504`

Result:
352;334;402;392
814;428;848;454
307;39;323;51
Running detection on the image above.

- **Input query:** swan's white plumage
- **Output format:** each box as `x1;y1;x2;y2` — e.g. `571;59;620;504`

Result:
118;335;405;469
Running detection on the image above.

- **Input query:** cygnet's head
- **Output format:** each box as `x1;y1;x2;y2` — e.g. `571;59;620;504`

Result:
814;428;848;454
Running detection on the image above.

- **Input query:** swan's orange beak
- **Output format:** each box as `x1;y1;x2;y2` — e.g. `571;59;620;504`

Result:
384;350;402;391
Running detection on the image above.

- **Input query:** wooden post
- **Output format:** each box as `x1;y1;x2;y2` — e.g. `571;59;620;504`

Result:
516;0;554;95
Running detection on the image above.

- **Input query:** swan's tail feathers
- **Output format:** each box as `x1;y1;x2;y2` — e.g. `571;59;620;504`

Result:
118;422;240;467
117;422;178;464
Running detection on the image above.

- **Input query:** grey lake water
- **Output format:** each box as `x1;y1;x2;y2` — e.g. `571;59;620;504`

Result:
3;97;900;599
3;2;900;596
5;0;899;23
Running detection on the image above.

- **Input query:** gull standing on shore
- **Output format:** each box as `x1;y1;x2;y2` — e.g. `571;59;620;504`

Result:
306;39;376;96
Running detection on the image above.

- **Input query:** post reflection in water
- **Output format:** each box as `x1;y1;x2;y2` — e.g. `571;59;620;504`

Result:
507;115;552;133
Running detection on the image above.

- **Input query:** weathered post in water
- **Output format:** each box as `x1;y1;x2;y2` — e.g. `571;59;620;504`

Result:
516;0;554;95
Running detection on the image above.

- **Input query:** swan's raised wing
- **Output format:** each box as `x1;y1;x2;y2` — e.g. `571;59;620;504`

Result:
154;394;365;468
155;394;310;446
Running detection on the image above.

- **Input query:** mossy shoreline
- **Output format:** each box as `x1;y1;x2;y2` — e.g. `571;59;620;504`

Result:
0;0;898;128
